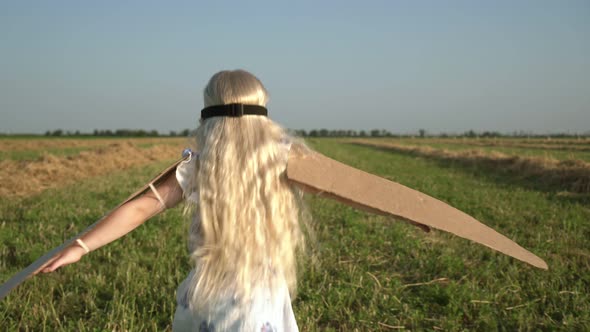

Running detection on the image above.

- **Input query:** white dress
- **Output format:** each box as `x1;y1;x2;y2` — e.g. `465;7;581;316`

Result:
172;150;299;332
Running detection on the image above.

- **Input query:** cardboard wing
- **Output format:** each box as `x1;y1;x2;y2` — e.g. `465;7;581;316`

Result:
286;144;548;270
0;158;186;301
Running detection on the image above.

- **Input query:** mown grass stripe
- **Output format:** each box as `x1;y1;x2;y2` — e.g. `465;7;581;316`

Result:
347;138;590;195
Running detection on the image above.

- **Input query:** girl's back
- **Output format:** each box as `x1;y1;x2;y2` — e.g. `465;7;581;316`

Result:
172;70;305;331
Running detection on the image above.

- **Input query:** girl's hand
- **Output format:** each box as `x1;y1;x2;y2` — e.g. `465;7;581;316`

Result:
40;245;87;273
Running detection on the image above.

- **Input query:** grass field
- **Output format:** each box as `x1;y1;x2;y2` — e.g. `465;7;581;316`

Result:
1;137;589;331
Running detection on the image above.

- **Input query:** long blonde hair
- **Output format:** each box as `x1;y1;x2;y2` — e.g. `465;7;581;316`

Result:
186;70;306;311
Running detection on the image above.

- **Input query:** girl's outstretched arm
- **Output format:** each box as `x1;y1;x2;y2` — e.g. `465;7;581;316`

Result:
41;171;184;273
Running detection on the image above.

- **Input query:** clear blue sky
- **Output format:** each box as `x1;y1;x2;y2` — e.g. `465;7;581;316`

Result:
1;1;588;134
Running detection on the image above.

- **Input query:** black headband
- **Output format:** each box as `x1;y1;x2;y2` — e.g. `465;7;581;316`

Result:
201;104;268;119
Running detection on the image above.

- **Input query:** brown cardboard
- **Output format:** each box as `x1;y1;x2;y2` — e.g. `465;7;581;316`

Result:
0;157;186;301
286;144;548;270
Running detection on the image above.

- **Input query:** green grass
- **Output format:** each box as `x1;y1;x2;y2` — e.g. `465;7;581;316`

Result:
297;139;589;330
1;139;589;331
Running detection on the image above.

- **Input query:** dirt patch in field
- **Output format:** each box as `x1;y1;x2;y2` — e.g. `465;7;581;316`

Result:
0;142;183;198
398;137;590;147
349;139;590;194
472;141;590;152
369;138;590;153
412;139;590;152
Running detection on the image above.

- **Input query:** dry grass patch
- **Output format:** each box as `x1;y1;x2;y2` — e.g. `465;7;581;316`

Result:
0;137;186;152
0;141;183;198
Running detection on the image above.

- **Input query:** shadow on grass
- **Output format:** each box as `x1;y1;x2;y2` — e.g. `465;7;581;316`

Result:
349;143;590;206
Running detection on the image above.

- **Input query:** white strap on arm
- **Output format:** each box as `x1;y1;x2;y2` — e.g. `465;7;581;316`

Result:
75;239;91;253
148;182;167;209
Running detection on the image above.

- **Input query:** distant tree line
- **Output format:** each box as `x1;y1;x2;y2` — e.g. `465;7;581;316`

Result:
292;129;395;137
291;129;590;138
0;128;584;138
42;129;193;137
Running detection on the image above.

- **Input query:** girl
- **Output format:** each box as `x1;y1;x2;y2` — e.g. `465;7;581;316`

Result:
37;69;547;331
42;69;305;331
